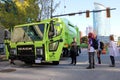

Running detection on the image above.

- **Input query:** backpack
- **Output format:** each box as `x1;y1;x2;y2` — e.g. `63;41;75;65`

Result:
92;38;98;49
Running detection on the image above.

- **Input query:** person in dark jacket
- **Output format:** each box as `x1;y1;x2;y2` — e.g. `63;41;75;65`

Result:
97;40;104;64
70;37;78;65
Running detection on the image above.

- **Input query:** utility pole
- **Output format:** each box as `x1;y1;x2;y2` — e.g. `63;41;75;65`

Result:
50;0;53;18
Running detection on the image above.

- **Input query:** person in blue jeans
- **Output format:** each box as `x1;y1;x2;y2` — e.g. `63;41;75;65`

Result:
86;32;95;69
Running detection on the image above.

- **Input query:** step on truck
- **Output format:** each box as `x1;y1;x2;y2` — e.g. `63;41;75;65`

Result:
4;18;80;65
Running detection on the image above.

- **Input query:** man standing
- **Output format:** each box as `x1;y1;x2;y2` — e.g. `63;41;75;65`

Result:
70;37;78;65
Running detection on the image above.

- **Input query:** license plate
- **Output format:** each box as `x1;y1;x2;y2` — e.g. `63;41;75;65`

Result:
35;59;41;63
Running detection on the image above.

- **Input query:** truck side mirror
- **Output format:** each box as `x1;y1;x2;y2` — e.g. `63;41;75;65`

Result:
48;20;55;38
4;29;10;40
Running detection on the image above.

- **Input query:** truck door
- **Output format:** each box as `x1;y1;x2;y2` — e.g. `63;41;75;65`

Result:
47;21;63;64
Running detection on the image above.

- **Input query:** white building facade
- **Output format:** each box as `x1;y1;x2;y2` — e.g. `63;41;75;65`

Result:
93;3;111;43
93;2;110;36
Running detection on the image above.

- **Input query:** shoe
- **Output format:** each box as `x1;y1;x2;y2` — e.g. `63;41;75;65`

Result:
86;66;92;69
98;62;101;64
93;66;95;68
13;62;16;65
109;65;115;67
74;63;76;66
10;62;16;65
70;63;73;64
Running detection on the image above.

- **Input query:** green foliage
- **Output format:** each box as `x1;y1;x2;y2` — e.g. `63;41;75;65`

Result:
81;36;88;44
0;0;39;28
80;43;88;48
0;0;60;28
80;36;88;48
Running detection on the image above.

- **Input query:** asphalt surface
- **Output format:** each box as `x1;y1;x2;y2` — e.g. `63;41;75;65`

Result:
0;48;120;80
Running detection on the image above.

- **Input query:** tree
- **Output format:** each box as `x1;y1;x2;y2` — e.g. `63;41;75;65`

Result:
38;0;60;20
0;0;39;28
81;36;88;43
0;0;60;28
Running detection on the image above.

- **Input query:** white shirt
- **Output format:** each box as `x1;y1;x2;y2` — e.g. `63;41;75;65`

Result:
108;41;119;57
88;38;95;52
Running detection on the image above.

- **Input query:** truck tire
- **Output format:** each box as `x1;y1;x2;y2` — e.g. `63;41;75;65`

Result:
62;48;69;57
52;61;59;65
24;61;33;65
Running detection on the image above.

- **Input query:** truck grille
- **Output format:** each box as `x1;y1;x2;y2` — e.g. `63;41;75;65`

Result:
17;45;35;61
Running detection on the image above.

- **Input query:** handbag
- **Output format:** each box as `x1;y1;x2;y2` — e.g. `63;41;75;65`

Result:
102;49;106;54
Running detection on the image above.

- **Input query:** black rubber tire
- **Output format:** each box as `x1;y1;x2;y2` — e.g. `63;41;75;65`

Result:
52;61;59;65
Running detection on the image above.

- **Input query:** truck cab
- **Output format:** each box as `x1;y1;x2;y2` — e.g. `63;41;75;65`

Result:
4;18;80;65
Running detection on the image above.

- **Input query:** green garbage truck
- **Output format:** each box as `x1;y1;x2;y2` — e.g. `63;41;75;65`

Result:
4;18;80;65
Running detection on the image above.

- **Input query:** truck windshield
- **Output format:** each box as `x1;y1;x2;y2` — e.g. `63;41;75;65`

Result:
11;24;45;42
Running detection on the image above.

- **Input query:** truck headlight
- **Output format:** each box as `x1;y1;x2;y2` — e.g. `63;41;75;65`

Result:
36;47;43;56
10;48;17;55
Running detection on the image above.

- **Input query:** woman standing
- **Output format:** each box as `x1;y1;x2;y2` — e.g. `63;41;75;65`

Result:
97;40;104;64
108;35;119;67
86;33;95;69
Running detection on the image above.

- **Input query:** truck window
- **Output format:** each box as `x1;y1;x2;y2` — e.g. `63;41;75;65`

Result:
49;41;59;51
48;22;55;38
27;26;38;40
11;26;31;42
54;23;62;36
48;23;62;38
26;24;45;41
11;24;45;42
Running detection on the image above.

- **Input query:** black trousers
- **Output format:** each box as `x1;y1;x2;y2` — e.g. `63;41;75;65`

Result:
88;52;95;68
97;50;101;64
71;55;77;64
110;56;115;66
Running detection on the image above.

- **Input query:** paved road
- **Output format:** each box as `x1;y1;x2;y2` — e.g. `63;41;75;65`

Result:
0;49;120;80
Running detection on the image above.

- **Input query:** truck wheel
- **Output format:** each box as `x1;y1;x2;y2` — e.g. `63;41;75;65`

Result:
62;48;69;57
24;61;33;65
52;61;59;65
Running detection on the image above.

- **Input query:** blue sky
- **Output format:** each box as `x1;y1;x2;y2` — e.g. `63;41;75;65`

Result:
54;0;120;36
